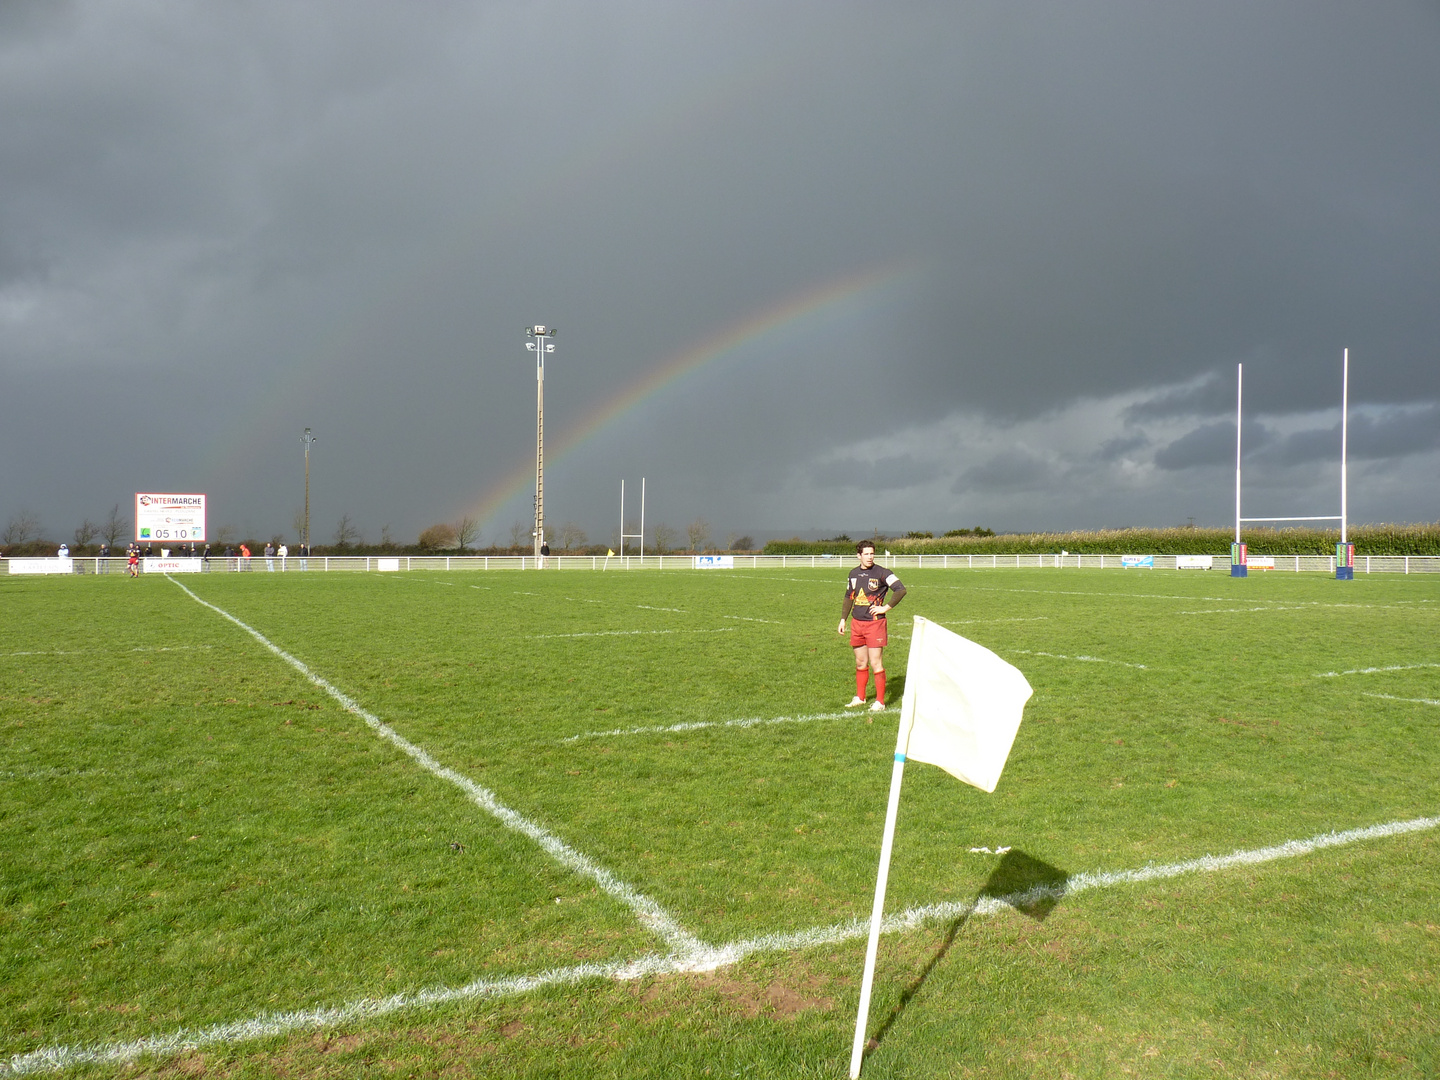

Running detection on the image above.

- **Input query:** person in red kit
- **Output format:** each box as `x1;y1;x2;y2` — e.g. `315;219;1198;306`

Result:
837;540;906;712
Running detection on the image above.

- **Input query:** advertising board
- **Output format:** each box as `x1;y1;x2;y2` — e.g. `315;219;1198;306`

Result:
142;558;202;574
135;493;207;543
693;555;735;569
8;558;73;575
1176;555;1214;569
1121;554;1155;568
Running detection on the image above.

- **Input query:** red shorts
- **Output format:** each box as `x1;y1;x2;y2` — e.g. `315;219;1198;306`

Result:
850;618;888;648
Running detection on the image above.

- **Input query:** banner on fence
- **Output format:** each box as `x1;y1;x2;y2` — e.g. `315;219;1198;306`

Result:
1176;555;1214;569
1249;556;1276;570
143;558;201;574
378;558;400;572
8;558;72;575
693;555;734;569
1121;555;1154;568
135;493;207;543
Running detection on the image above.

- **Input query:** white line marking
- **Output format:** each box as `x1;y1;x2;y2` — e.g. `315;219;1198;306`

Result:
941;616;1050;625
966;586;1251;602
636;604;686;612
163;577;703;958
721;615;780;624
3;645;215;657
1365;693;1440;707
1008;649;1148;670
564;708;892;743
1313;662;1440;678
13;812;1434;1077
528;628;737;640
967;586;1435;610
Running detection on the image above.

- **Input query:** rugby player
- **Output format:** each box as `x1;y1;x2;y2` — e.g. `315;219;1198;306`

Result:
837;540;906;711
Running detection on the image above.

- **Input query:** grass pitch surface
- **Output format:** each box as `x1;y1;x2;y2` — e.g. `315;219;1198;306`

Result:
2;566;1437;1077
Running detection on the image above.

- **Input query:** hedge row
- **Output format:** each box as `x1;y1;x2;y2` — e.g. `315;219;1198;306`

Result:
763;524;1440;558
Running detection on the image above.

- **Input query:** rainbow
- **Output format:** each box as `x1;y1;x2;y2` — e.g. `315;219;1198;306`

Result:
465;262;916;532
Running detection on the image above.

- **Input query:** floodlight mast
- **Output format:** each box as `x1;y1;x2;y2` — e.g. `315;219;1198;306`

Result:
302;427;317;552
525;325;556;562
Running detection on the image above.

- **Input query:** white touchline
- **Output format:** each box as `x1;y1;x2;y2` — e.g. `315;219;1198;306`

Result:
1008;649;1148;670
3;645;215;658
941;617;1050;625
1313;662;1440;678
721;615;780;624
1177;602;1421;616
163;578;704;960
8;812;1435;1077
1365;693;1440;707
528;628;737;639
564;708;891;743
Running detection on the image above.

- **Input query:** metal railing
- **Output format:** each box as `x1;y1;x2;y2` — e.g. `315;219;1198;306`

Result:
5;553;1439;575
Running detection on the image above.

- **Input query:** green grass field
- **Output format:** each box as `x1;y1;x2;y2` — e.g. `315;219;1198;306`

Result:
2;566;1437;1077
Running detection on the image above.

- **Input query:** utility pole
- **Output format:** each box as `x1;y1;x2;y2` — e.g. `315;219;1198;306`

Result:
525;326;556;560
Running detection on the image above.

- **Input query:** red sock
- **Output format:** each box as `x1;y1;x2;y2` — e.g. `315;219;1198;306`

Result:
874;671;886;705
856;669;869;700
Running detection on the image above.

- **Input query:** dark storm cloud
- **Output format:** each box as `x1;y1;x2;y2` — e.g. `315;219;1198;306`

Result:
1096;434;1149;462
811;456;942;490
1123;373;1234;423
2;2;1438;543
1155;419;1272;472
953;452;1056;495
1270;406;1440;467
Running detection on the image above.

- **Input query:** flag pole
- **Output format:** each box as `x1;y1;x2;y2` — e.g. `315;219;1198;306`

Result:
850;618;922;1077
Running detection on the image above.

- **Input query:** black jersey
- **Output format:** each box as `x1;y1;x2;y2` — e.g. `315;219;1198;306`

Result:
846;564;902;621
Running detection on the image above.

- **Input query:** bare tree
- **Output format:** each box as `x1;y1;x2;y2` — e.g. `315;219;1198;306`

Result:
3;509;41;547
216;524;238;546
292;508;307;541
73;519;99;550
102;504;129;547
453;516;479;552
509;520;529;550
418;522;458;550
652;523;676;554
730;535;755;552
381;524;395;550
555;522;586;550
333;514;360;549
687;516;710;553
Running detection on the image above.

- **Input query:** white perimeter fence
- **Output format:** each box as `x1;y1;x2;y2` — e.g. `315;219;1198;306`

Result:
5;553;1440;575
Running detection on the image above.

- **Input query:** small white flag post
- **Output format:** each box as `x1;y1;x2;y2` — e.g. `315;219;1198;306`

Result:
849;616;1033;1078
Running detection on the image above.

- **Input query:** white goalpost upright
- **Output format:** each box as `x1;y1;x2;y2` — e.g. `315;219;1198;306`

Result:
1232;349;1352;579
619;478;645;560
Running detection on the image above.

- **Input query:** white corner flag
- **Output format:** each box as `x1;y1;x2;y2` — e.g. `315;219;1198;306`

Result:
849;616;1033;1077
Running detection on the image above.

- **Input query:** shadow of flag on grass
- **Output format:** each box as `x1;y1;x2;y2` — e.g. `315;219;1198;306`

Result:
980;849;1069;922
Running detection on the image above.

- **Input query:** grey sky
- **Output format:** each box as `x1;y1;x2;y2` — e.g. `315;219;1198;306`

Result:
2;2;1437;547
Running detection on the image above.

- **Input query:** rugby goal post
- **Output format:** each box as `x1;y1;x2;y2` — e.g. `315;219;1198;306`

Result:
1233;350;1351;579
